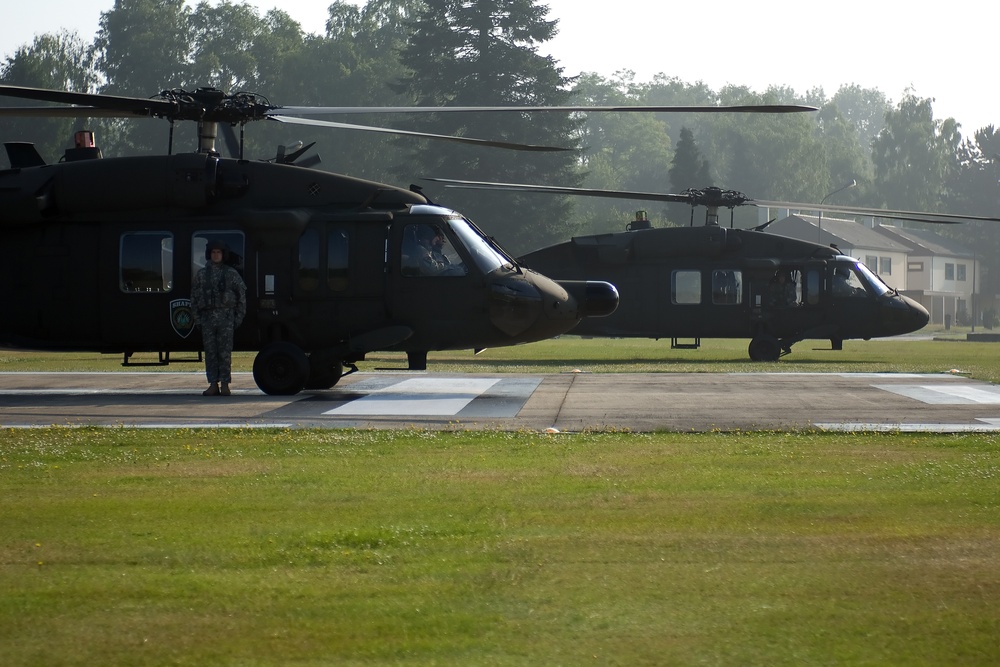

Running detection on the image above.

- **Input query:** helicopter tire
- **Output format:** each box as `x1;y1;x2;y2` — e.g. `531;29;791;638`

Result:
748;336;782;362
304;351;344;390
252;342;310;395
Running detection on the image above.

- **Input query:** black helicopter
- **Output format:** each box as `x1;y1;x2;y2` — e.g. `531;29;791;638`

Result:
427;180;1000;361
0;84;815;392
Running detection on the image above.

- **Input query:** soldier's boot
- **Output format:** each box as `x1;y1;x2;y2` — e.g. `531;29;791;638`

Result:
203;382;221;396
220;382;231;396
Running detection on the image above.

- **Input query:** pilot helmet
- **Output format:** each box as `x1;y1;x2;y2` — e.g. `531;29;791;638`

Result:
416;225;441;245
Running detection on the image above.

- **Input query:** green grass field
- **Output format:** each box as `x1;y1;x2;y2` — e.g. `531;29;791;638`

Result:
2;331;999;664
2;429;998;665
1;327;998;381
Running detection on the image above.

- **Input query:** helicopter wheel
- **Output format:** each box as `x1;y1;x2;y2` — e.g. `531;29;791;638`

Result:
252;342;310;395
304;351;344;390
748;336;781;362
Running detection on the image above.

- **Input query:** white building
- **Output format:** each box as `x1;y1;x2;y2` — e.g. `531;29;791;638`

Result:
877;225;978;327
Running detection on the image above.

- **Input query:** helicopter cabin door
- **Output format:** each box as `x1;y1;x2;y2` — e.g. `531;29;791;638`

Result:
102;226;190;351
388;219;482;346
253;242;296;342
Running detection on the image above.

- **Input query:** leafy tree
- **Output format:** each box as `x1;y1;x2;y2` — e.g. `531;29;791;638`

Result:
395;0;581;253
813;101;871;204
871;91;957;212
831;84;890;152
569;72;674;232
187;0;273;91
0;30;96;163
271;0;424;182
943;126;1000;298
93;0;193;155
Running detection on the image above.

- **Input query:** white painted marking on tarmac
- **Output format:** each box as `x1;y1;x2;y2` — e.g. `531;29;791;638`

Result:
324;378;500;416
817;422;1000;432
873;384;1000;404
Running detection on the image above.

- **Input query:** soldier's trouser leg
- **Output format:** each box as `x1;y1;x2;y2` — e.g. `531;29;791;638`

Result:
201;313;235;384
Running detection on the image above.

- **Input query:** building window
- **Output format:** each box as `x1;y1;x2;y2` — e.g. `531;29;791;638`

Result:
672;270;701;304
957;264;967;281
908;261;923;272
945;263;955;280
880;257;891;275
865;255;878;272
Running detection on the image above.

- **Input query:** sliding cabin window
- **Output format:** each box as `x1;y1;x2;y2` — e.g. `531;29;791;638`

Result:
298;228;320;292
711;270;742;305
328;226;350;291
191;231;246;280
120;231;173;293
672;270;702;305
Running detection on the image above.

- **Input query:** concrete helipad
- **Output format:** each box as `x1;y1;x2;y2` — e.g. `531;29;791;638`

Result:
1;370;999;432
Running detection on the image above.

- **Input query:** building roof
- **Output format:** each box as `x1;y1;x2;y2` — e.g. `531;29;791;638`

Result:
767;214;911;253
876;224;974;258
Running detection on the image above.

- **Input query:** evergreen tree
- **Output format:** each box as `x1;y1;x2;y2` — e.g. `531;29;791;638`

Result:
668;127;712;191
394;0;581;253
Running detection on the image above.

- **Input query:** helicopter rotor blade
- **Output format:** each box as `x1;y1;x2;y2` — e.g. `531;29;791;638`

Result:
269;115;571;152
423;177;695;202
275;104;818;116
0;84;178;116
428;177;1000;225
0;106;155;118
750;198;1000;224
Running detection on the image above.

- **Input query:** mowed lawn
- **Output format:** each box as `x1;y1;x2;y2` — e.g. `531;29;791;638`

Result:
2;428;998;665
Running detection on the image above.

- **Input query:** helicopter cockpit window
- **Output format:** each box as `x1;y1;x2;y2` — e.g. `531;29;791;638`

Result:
120;232;173;293
401;222;468;277
712;270;742;305
831;264;869;298
672;270;702;305
447;218;513;275
856;261;892;297
191;231;245;279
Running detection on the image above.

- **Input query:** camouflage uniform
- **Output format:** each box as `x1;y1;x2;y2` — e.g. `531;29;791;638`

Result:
191;262;247;385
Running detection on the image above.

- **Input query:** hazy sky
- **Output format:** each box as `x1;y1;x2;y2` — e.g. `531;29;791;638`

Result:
2;0;996;136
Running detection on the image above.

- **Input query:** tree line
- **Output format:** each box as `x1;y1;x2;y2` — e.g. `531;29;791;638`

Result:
2;0;998;288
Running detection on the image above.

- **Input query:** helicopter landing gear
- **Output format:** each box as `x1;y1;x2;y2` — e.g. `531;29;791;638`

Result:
748;335;782;362
304;350;345;390
407;350;428;371
252;342;310;395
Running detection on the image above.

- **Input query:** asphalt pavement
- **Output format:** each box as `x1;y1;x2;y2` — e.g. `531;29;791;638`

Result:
2;370;999;432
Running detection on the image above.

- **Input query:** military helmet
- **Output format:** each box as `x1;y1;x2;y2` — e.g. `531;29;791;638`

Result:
205;239;229;261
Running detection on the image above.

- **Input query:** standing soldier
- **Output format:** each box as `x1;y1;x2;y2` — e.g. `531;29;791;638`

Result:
191;240;247;396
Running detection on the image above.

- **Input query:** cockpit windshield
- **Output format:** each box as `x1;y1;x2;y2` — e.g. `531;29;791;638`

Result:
855;261;892;297
447;217;516;274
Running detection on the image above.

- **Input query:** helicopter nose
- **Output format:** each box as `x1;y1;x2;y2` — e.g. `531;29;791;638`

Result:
488;271;619;343
882;295;929;335
557;280;620;318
